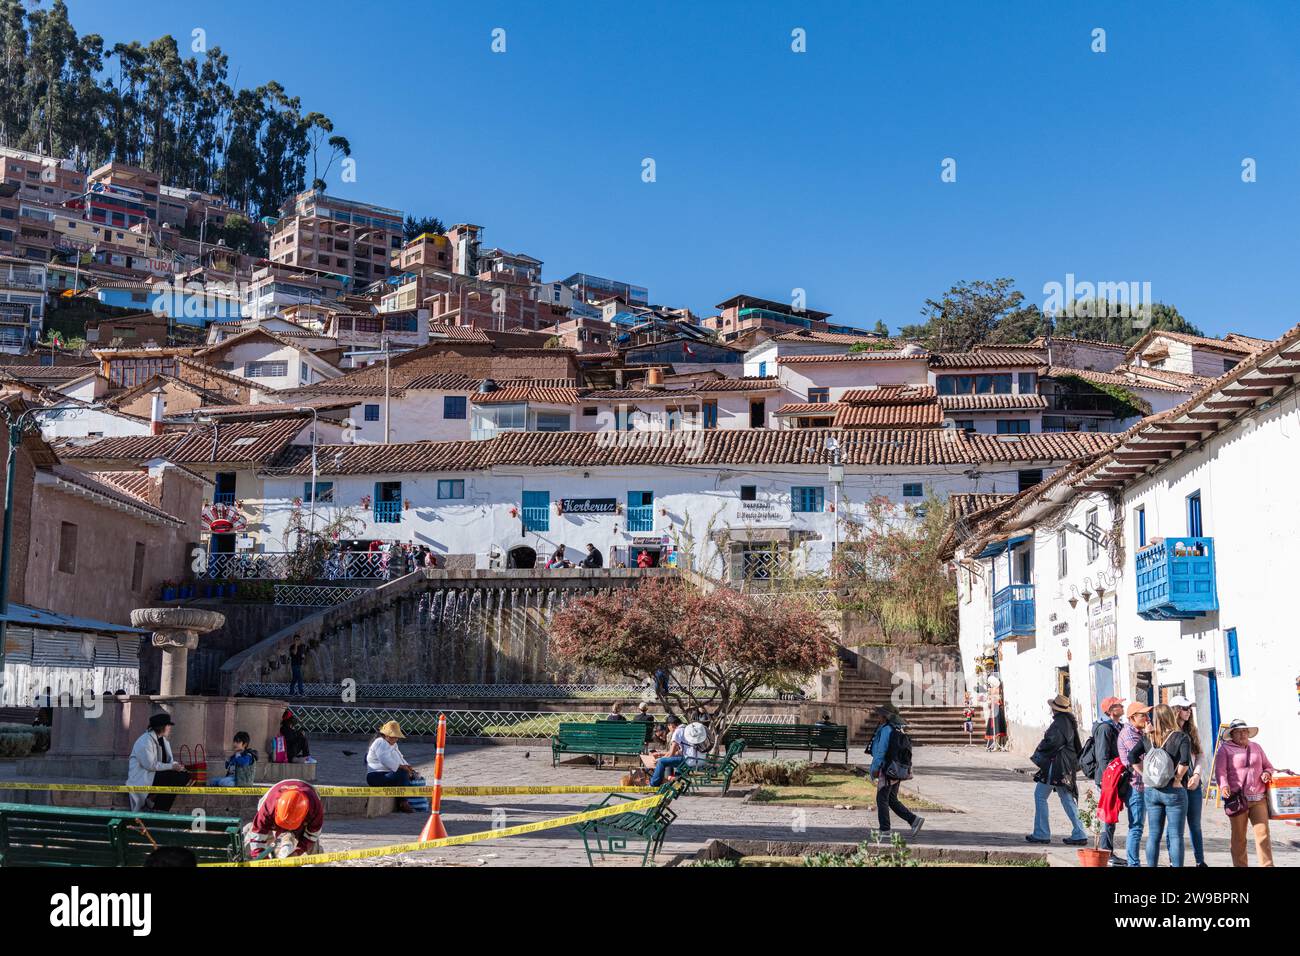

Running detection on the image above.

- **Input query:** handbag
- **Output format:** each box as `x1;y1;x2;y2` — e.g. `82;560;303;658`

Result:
1223;746;1251;817
271;735;288;764
178;744;207;786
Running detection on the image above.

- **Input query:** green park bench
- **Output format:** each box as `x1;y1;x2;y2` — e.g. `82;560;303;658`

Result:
723;722;849;764
677;738;747;794
0;803;244;867
575;778;687;866
551;720;649;767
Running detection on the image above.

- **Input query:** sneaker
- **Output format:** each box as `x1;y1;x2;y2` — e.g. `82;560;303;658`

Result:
1063;837;1089;846
1025;835;1050;844
909;816;925;839
1107;856;1128;867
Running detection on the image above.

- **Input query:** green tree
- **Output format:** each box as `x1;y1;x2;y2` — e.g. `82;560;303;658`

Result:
898;278;1027;351
403;215;446;240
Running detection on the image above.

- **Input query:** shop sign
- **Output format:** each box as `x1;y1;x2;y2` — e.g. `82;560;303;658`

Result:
561;497;617;514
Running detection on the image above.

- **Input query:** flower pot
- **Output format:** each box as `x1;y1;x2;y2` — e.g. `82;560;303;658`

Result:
162;587;177;602
1077;847;1110;867
179;585;194;599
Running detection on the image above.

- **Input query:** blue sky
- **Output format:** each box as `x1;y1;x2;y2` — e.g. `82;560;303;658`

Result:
66;0;1300;338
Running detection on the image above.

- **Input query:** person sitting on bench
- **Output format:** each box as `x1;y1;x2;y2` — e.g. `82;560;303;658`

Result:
647;716;707;786
127;713;189;812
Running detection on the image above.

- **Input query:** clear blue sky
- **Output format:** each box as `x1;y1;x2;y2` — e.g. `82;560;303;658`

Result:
67;0;1300;338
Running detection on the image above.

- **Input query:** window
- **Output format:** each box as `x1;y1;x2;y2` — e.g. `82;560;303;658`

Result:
1187;490;1203;537
364;404;380;422
1018;372;1037;394
702;401;718;429
627;491;654;531
807;387;830;403
1018;469;1043;492
131;542;146;591
740;485;757;501
1057;530;1068;578
373;481;402;523
58;522;78;573
1223;358;1236;373
214;472;237;505
792;486;825;513
533;412;571;432
997;419;1030;434
582;406;598;417
522;490;549;532
444;396;467;419
758;361;767;377
438;479;464;499
1226;628;1241;677
955;420;976;432
244;360;288;378
303;481;334;503
300;362;310;384
1086;507;1100;563
749;399;765;429
1135;505;1146;548
902;483;922;498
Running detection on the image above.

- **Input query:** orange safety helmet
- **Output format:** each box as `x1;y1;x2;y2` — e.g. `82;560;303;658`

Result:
273;788;310;832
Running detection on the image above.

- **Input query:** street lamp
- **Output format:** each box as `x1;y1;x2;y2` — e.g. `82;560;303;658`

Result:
293;406;320;536
0;401;103;682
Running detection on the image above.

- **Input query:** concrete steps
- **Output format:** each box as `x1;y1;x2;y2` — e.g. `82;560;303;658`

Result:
838;672;972;747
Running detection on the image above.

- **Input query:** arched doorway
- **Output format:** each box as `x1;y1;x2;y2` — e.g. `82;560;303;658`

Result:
507;546;537;569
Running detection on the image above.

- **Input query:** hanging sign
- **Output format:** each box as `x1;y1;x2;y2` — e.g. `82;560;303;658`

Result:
201;502;247;535
561;497;617;514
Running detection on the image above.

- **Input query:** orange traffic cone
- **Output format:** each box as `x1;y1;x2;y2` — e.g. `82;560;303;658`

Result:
418;714;448;841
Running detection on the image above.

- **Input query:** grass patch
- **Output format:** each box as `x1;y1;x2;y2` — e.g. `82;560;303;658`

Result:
748;765;951;812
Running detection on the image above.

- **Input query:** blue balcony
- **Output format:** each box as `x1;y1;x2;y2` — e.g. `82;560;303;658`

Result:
1135;537;1217;620
993;584;1035;641
373;500;402;524
626;505;654;532
213;490;236;505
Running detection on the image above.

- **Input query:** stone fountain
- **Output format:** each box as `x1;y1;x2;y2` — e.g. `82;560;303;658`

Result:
131;606;227;696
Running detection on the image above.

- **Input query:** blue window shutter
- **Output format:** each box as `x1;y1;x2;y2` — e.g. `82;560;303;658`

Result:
1226;628;1240;677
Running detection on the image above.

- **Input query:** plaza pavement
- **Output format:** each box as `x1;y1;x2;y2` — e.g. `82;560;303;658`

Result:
309;739;1300;867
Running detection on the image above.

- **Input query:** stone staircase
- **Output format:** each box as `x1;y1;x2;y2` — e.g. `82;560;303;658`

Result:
838;670;972;748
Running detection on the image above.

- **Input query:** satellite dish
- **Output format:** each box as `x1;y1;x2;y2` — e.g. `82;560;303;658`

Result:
823;437;840;453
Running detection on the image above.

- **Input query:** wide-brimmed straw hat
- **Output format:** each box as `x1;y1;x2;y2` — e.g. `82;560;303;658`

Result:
1226;718;1258;738
378;720;406;739
683;722;709;746
1048;694;1072;713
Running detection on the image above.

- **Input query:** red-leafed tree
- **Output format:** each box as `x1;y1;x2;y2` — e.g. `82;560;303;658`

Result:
549;578;836;740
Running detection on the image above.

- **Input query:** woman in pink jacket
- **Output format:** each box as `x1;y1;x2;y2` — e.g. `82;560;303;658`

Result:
1212;718;1277;867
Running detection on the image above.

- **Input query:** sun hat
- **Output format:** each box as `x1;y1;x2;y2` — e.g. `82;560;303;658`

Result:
378;720;406;739
1168;695;1194;709
683;722;709;746
1048;694;1072;713
1226;718;1258;738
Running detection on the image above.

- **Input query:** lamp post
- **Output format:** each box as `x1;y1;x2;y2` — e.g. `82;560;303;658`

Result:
0;401;101;682
293;405;320;536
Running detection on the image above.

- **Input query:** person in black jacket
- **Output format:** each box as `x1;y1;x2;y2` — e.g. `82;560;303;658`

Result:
580;543;603;568
1027;695;1088;846
1090;696;1126;857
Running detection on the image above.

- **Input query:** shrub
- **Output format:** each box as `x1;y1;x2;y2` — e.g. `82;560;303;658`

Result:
731;760;813;787
0;723;46;750
0;732;37;757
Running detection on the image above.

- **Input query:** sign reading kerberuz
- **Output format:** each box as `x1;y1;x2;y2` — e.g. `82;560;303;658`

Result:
201;502;248;535
561;497;617;514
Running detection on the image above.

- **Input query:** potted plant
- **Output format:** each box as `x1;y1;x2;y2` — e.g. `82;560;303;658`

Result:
1075;789;1110;867
160;580;177;602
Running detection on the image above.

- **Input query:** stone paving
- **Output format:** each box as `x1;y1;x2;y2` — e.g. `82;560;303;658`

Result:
307;739;1300;867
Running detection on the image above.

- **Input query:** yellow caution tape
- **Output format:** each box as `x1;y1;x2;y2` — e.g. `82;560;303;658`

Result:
0;781;655;797
201;795;663;867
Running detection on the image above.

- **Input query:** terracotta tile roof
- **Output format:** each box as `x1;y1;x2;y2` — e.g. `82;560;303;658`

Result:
178;398;359;419
472;385;581;405
399;373;484;391
57;417;308;466
177;357;279;395
262;428;1116;474
1044;365;1191;393
779;351;927;364
841;385;937;404
1027;336;1127;351
774;402;839;417
939;394;1048;411
1108;364;1210;390
690;376;782;392
427;324;492;343
580;388;693;401
1223;333;1273;350
45;465;184;525
834;402;944;429
928;349;1046;369
948;492;1016;520
770;330;890;345
90;468;154;501
107;373;238;411
0;365;93;385
1125;329;1260;359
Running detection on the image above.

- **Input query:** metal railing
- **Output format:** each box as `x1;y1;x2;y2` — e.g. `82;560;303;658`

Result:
274;585;372;606
238;681;791;700
373;500;402;523
293;704;796;739
203;550;391;580
625;505;655;532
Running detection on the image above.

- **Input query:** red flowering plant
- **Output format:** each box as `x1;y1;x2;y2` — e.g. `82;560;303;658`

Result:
550;577;834;743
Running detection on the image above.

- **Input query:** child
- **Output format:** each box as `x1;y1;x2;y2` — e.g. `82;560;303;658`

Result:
212;731;258;787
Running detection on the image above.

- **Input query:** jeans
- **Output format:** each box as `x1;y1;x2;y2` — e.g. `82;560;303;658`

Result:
649;755;684;787
289;665;304;696
876;778;917;832
1185;785;1205;865
1032;783;1085;841
1144;786;1187;868
1125;788;1145;866
367;768;411;787
211;774;236;787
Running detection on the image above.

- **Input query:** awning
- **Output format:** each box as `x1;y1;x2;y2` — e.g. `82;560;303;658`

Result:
976;534;1031;558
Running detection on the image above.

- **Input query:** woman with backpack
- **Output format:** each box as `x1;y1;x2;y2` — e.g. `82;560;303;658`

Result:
1213;718;1278;867
1027;695;1087;846
868;704;924;840
1170;696;1207;867
1125;703;1190;867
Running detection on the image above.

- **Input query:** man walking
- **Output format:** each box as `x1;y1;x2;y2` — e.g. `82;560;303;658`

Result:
1117;702;1151;866
1027;695;1087;846
868;704;924;840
